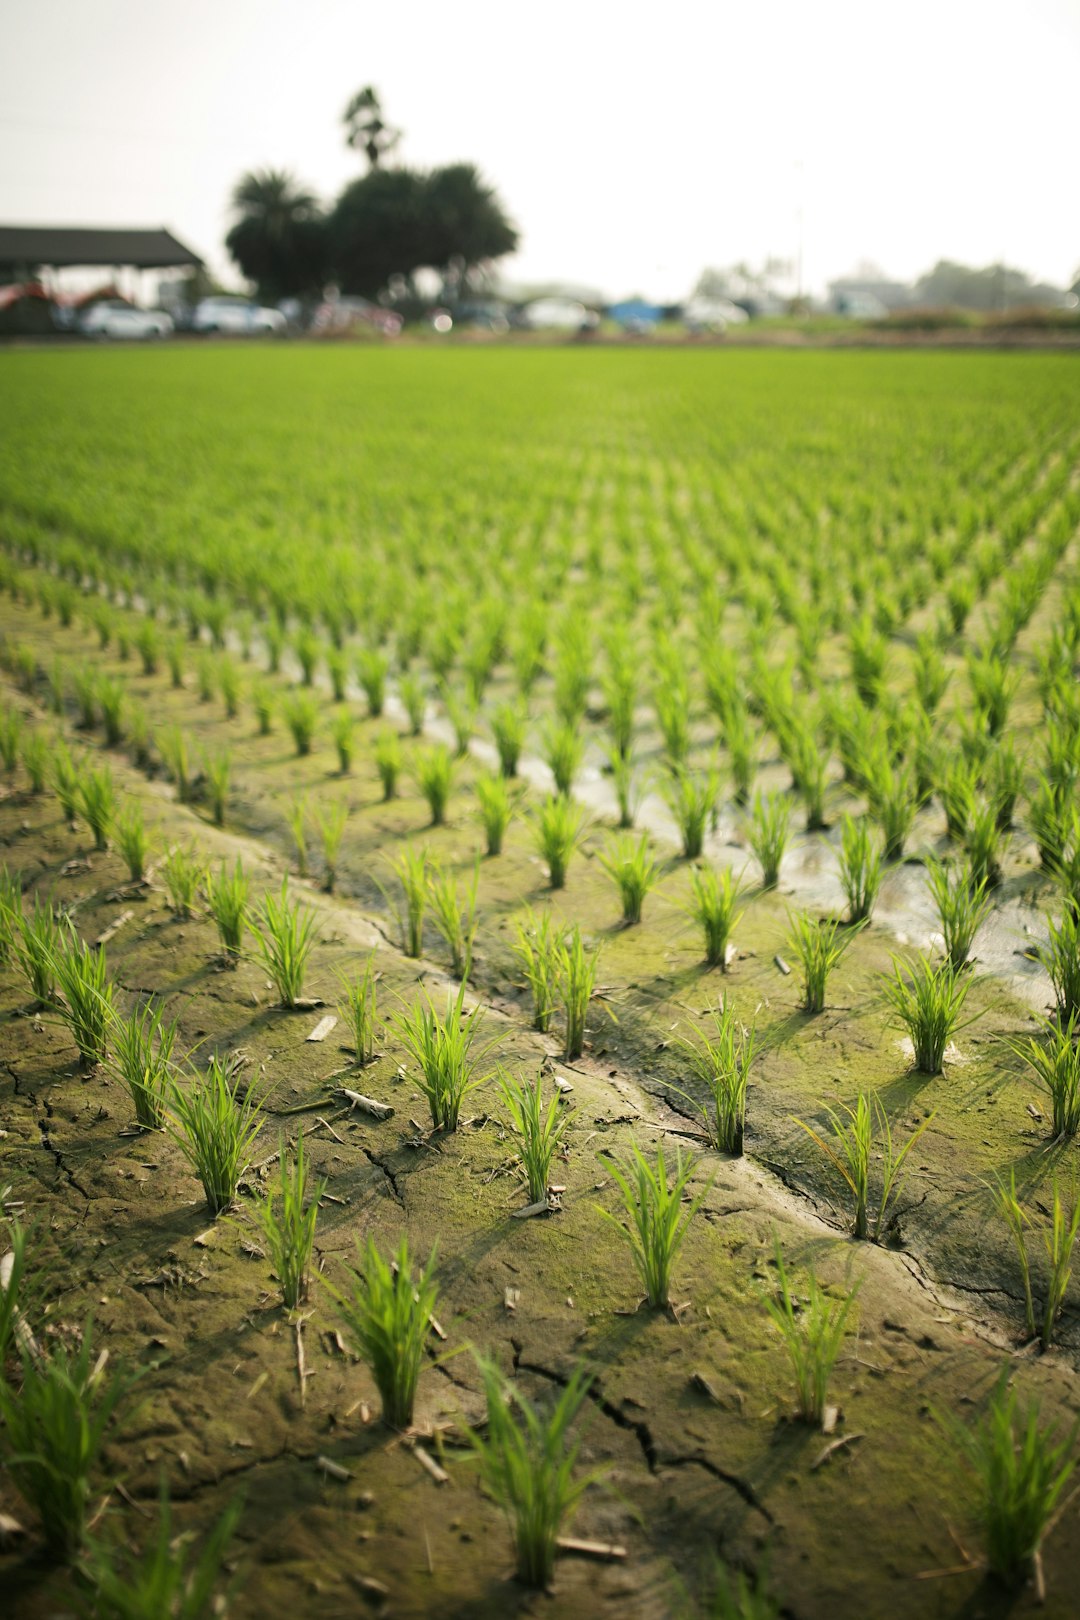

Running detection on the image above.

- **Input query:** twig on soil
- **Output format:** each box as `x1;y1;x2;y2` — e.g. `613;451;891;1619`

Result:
810;1432;864;1470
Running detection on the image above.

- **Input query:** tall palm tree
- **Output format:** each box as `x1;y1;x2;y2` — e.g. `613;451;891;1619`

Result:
230;170;321;236
225;171;328;301
342;87;401;170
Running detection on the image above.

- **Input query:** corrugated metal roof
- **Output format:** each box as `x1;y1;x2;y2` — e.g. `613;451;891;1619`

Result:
0;226;203;270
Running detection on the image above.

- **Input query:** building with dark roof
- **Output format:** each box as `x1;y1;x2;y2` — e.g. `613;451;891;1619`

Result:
0;225;202;275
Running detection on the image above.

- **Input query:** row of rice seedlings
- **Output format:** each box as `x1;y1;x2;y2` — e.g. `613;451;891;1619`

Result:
671;999;758;1154
339;953;379;1063
253;1131;326;1308
500;1070;573;1204
391;981;492;1131
795;1092;933;1241
763;1236;859;1424
995;1172;1080;1349
171;1056;265;1214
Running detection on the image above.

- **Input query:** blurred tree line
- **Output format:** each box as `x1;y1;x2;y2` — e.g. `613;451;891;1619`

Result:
225;87;518;304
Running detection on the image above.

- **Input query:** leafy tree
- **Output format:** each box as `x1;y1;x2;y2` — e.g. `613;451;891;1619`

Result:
225;169;330;301
343;86;401;170
423;163;519;279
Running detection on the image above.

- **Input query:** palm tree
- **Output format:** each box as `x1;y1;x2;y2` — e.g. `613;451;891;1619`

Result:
225;171;328;300
343;87;401;170
230;170;321;237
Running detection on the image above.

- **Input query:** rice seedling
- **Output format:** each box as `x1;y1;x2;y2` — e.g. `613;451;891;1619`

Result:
203;748;231;827
218;654;241;719
294;625;319;686
399;670;427;735
925;855;991;970
80;1482;242;1620
253;1131;326;1309
71;665;96;729
491;699;526;777
282;691;318;756
14;645;37;693
415;743;454;825
724;704;758;807
558;923;602;1060
603;662;637;760
705;1561;781;1620
286;794;308;876
945;1371;1076;1591
795;1092;932;1240
51;928;113;1070
684;864;745;969
77;764;115;851
467;1355;597;1589
195;649;216;703
313;800;348;892
866;758;917;862
251;882;318;1008
963;795;1005;890
664;765;719;860
946;574;977;635
94;675;124;747
786;912;858;1014
113;802;149;882
166;635;185;689
655;671;692;767
542;718;584;797
170;1057;265;1215
967;650;1019;737
500;1069;573;1204
17;728;47;795
14;897;62;1005
1006;1012;1080;1139
0;863;20;963
46;656;65;715
599;831;661;925
986;738;1024;830
475;770;515;855
0;1325;136;1561
786;726;828;831
157;724;192;803
912;634;949;712
339;953;379;1063
265;617;285;674
427;857;478;978
107;1000;177;1129
326;643;348;702
334;1236;439;1428
252;677;274;735
374;727;402;800
848;616;888;706
205;860;248;959
599;1141;707;1308
838;814;884;923
671;999;758;1154
134;619;160;675
161;845;204;918
745;791;792;889
51;740;81;822
442;684;476;756
553;630;592;724
0;1211;28;1367
882;952;973;1073
391;980;492;1130
128;700;152;771
995;1172;1080;1348
532;794;587;889
356;646;388;716
381;844;428;957
762;1236;859;1424
331;706;354;773
512;907;566;1034
937;756;976;841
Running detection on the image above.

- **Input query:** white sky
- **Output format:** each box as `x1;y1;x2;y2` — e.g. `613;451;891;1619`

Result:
0;0;1077;301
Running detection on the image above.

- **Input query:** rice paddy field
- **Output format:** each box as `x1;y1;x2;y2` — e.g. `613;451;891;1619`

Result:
1;345;1080;1618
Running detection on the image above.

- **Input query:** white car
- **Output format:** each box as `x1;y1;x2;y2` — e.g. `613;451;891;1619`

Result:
80;301;173;339
193;297;286;335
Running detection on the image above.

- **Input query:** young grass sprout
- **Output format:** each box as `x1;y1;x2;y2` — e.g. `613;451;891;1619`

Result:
170;1056;264;1215
532;795;587;890
786;912;858;1014
746;791;792;889
205;860;248;960
391;980;493;1131
599;1141;707;1309
881;952;973;1074
500;1069;573;1205
795;1091;933;1241
671;999;758;1155
335;1236;439;1428
763;1236;859;1425
253;1131;326;1309
251;882;318;1008
685;864;744;970
599;831;661;925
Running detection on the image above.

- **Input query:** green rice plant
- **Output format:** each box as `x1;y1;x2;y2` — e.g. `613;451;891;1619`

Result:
0;863;21;964
287;795;308;876
994;1172;1080;1349
14;897;62;1005
491;699;526;777
96;676;124;746
205;861;248;960
265;617;284;674
91;606;112;649
161;844;204;918
1027;779;1072;872
795;1092;932;1240
558;923;602;1060
166;635;185;688
253;1130;326;1309
655;670;692;767
881;952;973;1073
475;770;515;855
338;954;378;1064
532;794;587;889
282;691;318;756
848;615;888;706
967;650;1019;737
427;857;478;978
786;912;858;1014
79;1482;241;1620
963;795;1005;890
331;706;354;773
399;670;427;735
762;1237;859;1424
664;765;719;860
838;814;884;923
925;855;991;970
14;645;37;694
250;882;318;1008
745;791;792;889
218;655;241;719
415;743;454;825
542;718;584;797
912;634;949;713
170;1056;264;1215
134;619;160;675
724;705;758;807
127;700;152;771
77;764;115;851
157;724;192;803
195;649;216;703
442;684;476;757
356;646;388;716
390;980;492;1130
113;802;149;882
553;630;592;724
46;657;65;715
0;1212;28;1367
313;800;348;892
945;574;977;635
945;1372;1076;1590
786;725;828;831
985;738;1024;830
1046;809;1080;917
202;748;231;827
866;758;917;862
512;907;566;1033
500;1069;573;1204
938;756;977;841
704;1561;781;1620
19;729;49;794
51;741;81;821
0;1325;135;1561
606;744;644;830
381;844;428;957
334;1236;439;1428
603;661;637;760
685;864;745;969
294;625;319;686
71;665;97;729
52;928;113;1070
599;831;661;925
252;678;274;736
107;999;177;1130
467;1355;597;1589
326;643;348;702
1007;1012;1080;1139
374;727;401;800
599;1141;707;1308
671;999;758;1154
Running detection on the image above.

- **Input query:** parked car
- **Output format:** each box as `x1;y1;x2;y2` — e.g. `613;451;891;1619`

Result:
80;300;173;340
193;297;286;336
